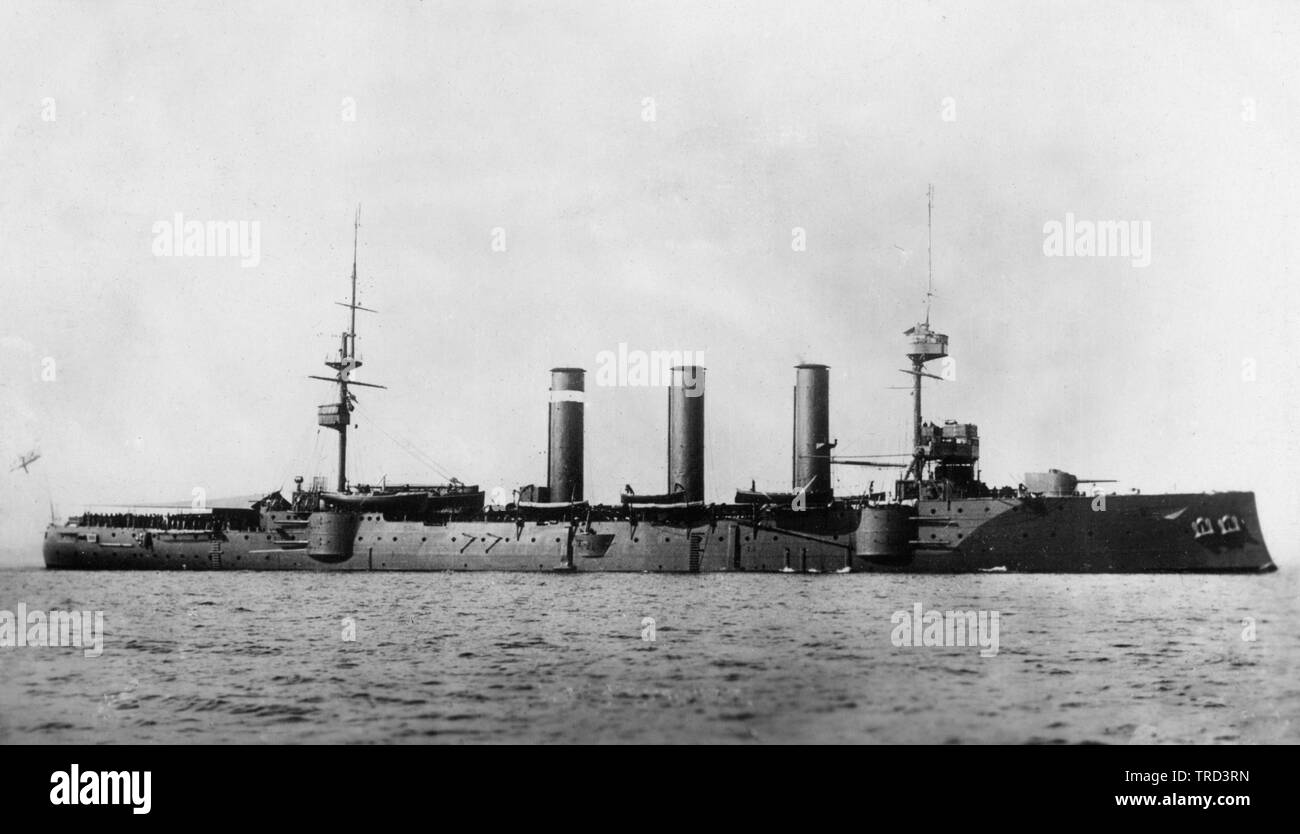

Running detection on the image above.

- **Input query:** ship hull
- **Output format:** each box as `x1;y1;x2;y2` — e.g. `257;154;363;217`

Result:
42;492;1275;573
864;491;1275;573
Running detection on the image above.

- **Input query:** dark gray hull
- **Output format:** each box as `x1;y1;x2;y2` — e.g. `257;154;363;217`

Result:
42;491;1275;573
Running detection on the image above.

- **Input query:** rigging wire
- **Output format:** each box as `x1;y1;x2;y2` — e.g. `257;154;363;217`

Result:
349;402;459;483
278;424;320;493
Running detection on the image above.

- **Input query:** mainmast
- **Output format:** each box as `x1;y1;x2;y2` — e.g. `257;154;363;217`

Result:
310;207;385;493
902;185;948;486
925;184;934;326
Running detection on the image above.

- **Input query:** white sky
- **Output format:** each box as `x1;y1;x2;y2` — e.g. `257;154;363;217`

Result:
2;0;1298;565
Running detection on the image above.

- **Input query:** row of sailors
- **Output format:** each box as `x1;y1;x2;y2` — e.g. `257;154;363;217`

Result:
78;513;234;531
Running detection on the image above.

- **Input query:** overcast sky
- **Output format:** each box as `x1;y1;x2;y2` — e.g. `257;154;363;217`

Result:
2;0;1298;565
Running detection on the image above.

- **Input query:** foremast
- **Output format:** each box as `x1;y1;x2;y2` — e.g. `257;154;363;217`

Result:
901;185;948;486
310;207;385;493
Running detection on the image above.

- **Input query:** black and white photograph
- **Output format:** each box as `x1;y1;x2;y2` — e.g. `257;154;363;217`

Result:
0;0;1296;788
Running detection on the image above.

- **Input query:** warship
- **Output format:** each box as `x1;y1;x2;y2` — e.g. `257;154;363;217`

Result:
43;205;1275;574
